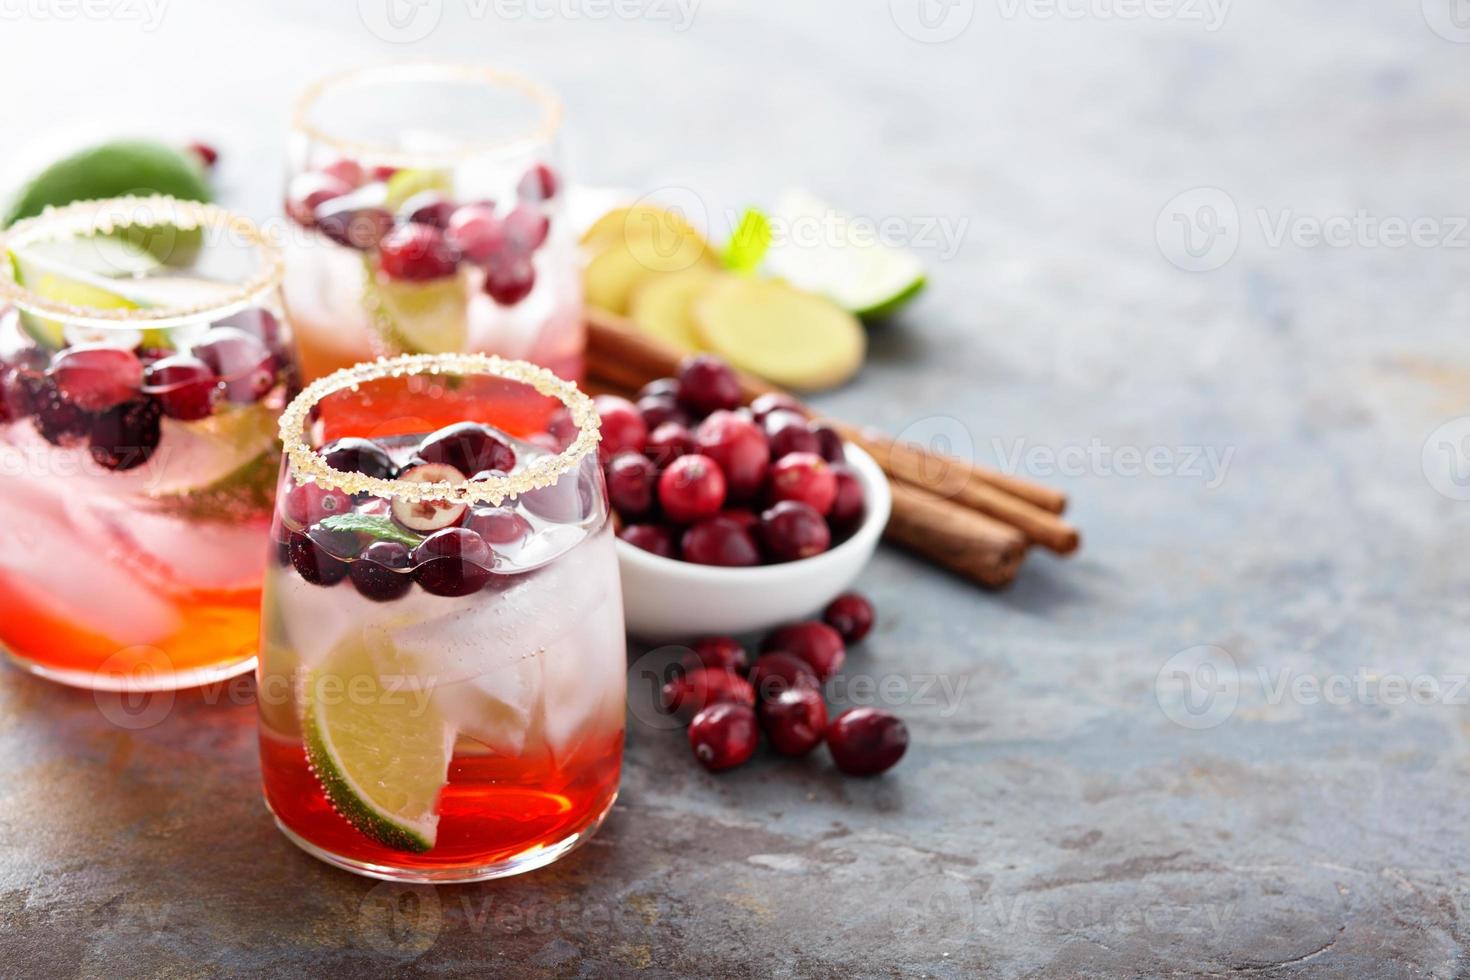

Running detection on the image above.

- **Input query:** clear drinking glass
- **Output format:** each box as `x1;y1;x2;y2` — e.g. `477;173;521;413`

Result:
258;352;624;882
282;64;583;384
0;196;294;690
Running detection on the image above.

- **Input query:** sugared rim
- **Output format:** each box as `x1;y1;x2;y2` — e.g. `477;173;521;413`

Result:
280;352;600;506
0;196;283;325
291;63;564;167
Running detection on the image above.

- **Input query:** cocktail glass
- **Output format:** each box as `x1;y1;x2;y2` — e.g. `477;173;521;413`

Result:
282;64;582;383
0;196;293;690
258;352;624;882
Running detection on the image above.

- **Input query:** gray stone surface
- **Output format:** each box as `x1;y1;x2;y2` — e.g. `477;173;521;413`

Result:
3;1;1469;977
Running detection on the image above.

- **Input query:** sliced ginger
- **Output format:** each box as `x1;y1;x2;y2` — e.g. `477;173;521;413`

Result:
628;267;724;352
584;229;716;316
693;276;865;391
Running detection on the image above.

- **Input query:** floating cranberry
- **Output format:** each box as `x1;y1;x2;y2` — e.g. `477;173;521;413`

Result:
215;307;285;355
503;205;550;252
684;636;749;675
637;393;690;431
317;204;394;251
446;204;507;264
546;406;578;449
760;687;828;757
676;355;742;416
416;422;516;476
320;437;398;480
192;327;275;404
688;703;759;772
289;529;350;586
593;394;648;460
748;652;820;702
88;396;162;471
823;592;875;644
370;165;399;182
28;376;89;445
811;423;846;463
658;453;726;524
662;667;755;720
828;463;866;535
465;506;531;550
826;708;908;776
143;354;219;421
484;254;537;305
398;191;456;230
286;172;353;226
620;523;678;559
350;540;413;602
694;410;768;500
320;158;366;188
282;482;352;527
645;421;693;467
763;621;845;680
769;452;837;515
682;515;761;567
605;451;658;517
750;392;805;421
517;162;559;202
186;141;219;168
639;377;679;399
48;345;143;412
378;223;459;281
759;500;830;562
412;527;493;596
391;462;470;533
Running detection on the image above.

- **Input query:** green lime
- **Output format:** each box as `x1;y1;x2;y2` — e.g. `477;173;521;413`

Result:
7;237;154;346
3;139;212;227
362;256;469;354
145;444;280;522
303;628;453;853
383;168;451;212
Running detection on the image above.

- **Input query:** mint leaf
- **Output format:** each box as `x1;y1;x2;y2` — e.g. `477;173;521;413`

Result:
722;207;772;273
320;513;421;547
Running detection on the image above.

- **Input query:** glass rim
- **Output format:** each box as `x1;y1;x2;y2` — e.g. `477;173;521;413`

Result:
0;195;284;327
279;352;601;507
290;63;564;167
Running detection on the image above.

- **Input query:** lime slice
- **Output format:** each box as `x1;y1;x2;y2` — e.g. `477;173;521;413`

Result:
761;190;927;318
8;238;154;346
303;628;454;853
384;169;451;212
146;445;280;522
144;402;280;502
362;257;469;354
3;139;212;227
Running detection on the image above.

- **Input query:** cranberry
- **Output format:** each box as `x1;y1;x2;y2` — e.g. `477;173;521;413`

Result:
605;451;658;517
398;191;456;230
370;165;399;181
465;506;531;548
320;437;398;480
694;410;768;500
812;423;846;463
48;345;143;412
214;307;285;355
681;515;761;567
390;463;470;533
823;592;875;644
88;396;162;471
688;703;759;772
416;422;516;476
676;355;743;416
645;421;693;467
763;409;820;459
186;141;219;168
288;530;350;586
350;540;413;602
546;406;578;449
769;452;837;514
763;621;845;680
143;354;219;421
286;172;353;226
759;500;830;562
620;523;679;559
484;254;537;305
828;463;866;535
320;158;366;188
636;393;690;431
750;392;805;421
191;327;275;404
662;667;756;719
412;527;493;596
748;651;820;701
28;375;89;446
721;508;759;532
516;162;559;202
446;204;506;264
658;454;726;524
594;395;648;460
503;205;550;252
639;377;679;399
683;636;749;675
317;204;394;251
282;482;352;527
378;223;459;281
760;687;828;757
827;708;908;776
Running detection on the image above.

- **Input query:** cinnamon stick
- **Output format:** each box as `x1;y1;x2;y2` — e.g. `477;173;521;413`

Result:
884;482;1027;588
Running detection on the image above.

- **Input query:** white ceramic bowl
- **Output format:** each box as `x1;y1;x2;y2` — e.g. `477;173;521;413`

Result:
616;443;892;641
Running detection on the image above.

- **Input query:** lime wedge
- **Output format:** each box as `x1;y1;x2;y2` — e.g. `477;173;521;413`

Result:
760;190;927;318
303;628;453;853
384;169;451;212
362;257;469;354
143;402;280;504
8;237;155;346
146;445;280;522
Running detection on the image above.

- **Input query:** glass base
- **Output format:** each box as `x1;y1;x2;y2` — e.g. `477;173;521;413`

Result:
265;793;618;884
2;647;257;692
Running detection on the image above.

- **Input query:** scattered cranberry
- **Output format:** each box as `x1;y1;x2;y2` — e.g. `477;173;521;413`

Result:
186;141;219;168
320;158;366;188
605;451;658;517
399;191;456;230
694;410;768;500
391;463;470;532
639;377;679;399
594;395;648;460
645;421;693;467
662;667;756;719
748;651;820;702
688;703;759;772
811;423;846;463
620;523;678;559
465;506;531;548
636;393;689;431
350;540;413;602
760;687;828;757
378;223;459;281
192;327;275;404
88;397;162;471
658;454;726;524
484;254;537;305
684;636;749;675
828;463;866;535
316;203;394;251
446;204;506;264
763;621;845;680
681;515;761;567
143;354;219;421
48;345;142;412
412;527;493;597
759;500;831;562
283;482;352;527
823;592;875;644
517;162;559;202
320;437;398;480
503;205;550;252
763;410;820;459
289;530;350;586
676;355;743;416
750;392;805;421
826;708;908;776
769;452;837;515
286;172;352;226
416;422;516;475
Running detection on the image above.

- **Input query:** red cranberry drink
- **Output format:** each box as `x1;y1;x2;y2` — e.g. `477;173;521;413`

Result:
0;197;293;690
259;353;625;882
282;65;582;383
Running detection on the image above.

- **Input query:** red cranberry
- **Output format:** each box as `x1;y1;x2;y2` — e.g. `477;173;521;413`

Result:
87;396;162;471
282;482;352;527
639;377;679;399
762;410;820;459
829;463;866;535
748;651;821;703
49;345;143;411
683;636;749;675
484;254;537;305
812;423;846;463
694;410;768;500
370;165;399;181
316;203;394;251
769;452;837;515
214;307;285;355
619;523;678;559
191;327;275;404
27;374;90;445
446;204;506;264
503;205;550;252
605;451;658;517
412;527;494;596
645;421;693;467
823;592;875;643
688;703;759;772
465;506;531;548
350;540;413;602
320;158;366;188
721;508;759;532
516;162;559;202
637;393;690;431
416;422;516;475
594;394;648;460
186;141;219;168
760;687;828;757
676;355;743;416
759;500;831;562
143;354;219;421
750;392;805;421
286;172;353;226
378;223;459;281
662;667;756;719
827;708;908;776
320;437;397;479
658;453;726;524
398;191;457;230
763;621;845;680
681;515;761;567
546;406;578;449
289;529;350;586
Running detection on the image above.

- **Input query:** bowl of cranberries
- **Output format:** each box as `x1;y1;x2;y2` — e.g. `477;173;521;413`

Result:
603;355;891;640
